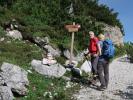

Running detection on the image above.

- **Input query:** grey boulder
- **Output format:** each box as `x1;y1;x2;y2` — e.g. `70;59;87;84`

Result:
0;86;14;100
31;60;66;78
63;49;75;59
43;45;61;57
74;52;84;62
0;62;29;96
34;36;49;46
6;30;22;40
0;75;4;85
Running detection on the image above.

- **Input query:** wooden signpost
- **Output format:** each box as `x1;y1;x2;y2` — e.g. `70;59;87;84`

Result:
65;22;81;64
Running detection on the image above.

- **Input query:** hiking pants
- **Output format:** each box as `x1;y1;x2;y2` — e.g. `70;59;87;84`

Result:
91;56;99;75
97;58;109;87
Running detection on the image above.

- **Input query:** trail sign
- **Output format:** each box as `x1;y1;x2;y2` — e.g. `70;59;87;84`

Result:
65;22;81;64
65;24;80;32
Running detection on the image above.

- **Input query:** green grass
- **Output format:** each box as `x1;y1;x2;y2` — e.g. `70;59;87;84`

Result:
21;72;67;100
0;38;42;69
0;38;80;100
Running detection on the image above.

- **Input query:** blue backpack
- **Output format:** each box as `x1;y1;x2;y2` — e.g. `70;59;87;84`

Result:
102;39;115;58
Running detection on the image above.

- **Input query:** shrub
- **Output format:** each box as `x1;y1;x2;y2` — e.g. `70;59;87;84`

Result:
125;42;133;63
115;45;126;58
0;0;124;52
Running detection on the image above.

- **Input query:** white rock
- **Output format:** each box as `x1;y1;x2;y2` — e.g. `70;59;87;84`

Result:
42;58;57;65
27;70;32;74
0;37;5;42
6;30;23;40
31;60;66;78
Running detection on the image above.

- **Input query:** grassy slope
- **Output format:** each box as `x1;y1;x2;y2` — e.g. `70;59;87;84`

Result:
0;37;80;100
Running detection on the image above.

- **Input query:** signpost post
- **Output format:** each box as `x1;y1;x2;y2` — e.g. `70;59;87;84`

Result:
65;23;80;64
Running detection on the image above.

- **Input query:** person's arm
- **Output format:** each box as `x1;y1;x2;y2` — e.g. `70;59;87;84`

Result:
97;43;102;56
94;37;101;56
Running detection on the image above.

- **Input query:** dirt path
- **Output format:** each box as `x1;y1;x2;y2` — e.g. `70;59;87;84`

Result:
74;56;133;100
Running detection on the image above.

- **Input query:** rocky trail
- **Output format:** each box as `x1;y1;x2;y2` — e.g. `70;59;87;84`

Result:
74;56;133;100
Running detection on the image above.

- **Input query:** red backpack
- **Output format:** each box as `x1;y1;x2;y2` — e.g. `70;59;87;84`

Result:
89;37;99;54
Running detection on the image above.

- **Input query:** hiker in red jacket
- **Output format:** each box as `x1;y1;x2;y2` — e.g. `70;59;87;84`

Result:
88;31;100;83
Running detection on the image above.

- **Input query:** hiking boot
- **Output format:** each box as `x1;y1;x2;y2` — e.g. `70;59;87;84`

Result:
93;74;99;80
90;79;97;85
97;85;107;91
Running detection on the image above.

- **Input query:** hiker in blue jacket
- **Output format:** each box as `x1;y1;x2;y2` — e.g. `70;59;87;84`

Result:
97;34;115;91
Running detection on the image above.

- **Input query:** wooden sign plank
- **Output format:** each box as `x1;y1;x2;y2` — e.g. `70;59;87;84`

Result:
65;24;80;32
